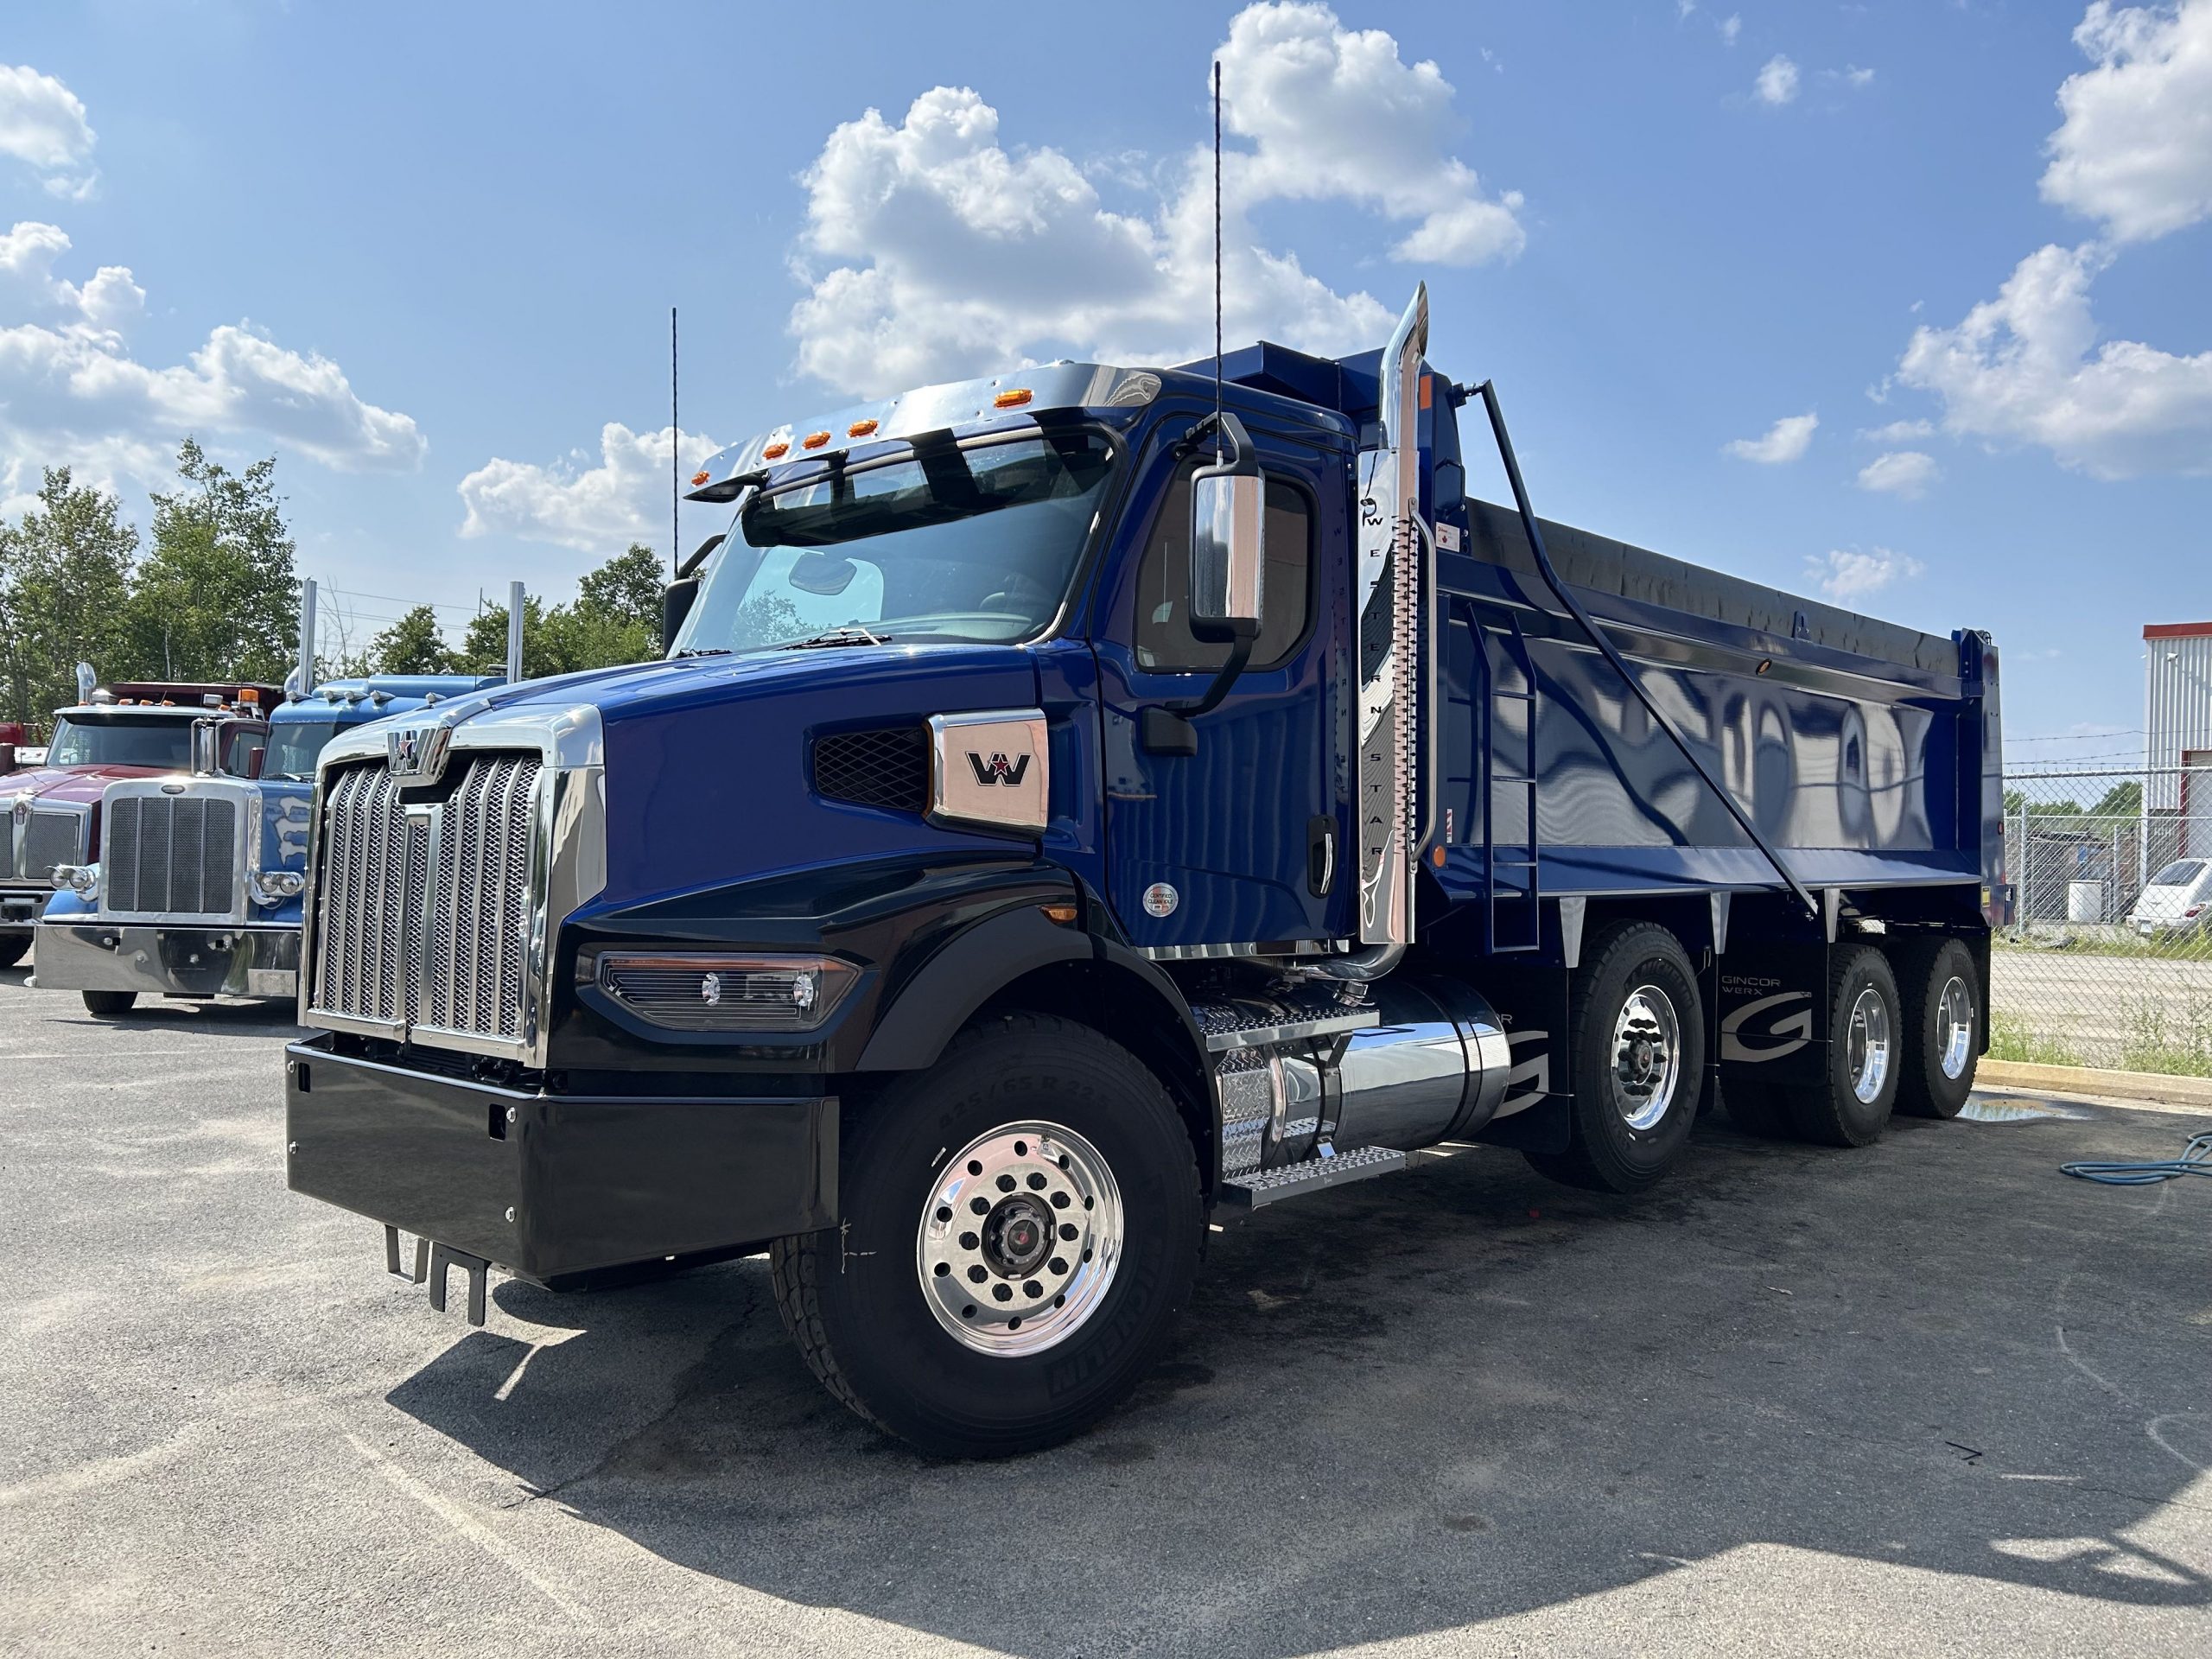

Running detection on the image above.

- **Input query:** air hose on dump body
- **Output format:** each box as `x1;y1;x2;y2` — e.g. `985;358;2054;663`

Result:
1470;380;1822;924
2060;1130;2212;1185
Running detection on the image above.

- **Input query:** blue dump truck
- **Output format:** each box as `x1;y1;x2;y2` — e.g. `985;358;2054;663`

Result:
37;675;500;1018
283;289;2006;1457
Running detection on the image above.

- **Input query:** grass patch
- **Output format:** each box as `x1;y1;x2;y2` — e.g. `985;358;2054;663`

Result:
2116;999;2212;1079
1993;928;2212;963
1987;1013;2082;1068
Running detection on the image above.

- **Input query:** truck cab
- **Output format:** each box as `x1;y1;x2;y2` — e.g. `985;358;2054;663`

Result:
35;674;501;1016
284;289;2004;1457
3;680;280;969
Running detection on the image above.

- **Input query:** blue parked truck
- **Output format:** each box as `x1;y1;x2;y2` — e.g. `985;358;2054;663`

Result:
284;289;2006;1456
38;675;501;1017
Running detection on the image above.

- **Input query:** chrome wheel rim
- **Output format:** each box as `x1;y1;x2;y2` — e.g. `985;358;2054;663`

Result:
917;1120;1122;1357
1936;975;1975;1081
1611;985;1682;1131
1848;985;1892;1104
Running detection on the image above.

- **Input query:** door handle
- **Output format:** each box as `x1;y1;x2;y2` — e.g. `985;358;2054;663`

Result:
1308;816;1336;896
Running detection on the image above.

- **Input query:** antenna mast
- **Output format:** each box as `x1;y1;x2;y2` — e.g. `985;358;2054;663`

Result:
1212;60;1224;461
671;306;680;580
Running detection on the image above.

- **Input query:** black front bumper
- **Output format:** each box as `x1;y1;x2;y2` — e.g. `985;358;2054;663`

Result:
284;1038;837;1284
1;887;48;935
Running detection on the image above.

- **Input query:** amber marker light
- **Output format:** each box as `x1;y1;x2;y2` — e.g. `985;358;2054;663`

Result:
763;442;790;460
993;388;1033;409
691;469;711;486
1041;902;1078;925
848;418;880;439
802;430;831;449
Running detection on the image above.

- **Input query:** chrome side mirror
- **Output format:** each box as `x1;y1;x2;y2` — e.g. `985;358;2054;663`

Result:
1187;412;1264;645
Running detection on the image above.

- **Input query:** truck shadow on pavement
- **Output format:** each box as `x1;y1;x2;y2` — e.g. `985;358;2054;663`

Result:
389;1108;2212;1653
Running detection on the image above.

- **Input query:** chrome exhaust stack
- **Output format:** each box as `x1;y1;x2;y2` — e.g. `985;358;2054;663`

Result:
1316;283;1429;982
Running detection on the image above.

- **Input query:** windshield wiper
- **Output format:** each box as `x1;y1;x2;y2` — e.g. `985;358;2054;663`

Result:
780;626;891;651
673;646;732;658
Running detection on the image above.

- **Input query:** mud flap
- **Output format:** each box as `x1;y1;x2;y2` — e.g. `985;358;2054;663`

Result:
1471;962;1572;1154
1713;939;1830;1096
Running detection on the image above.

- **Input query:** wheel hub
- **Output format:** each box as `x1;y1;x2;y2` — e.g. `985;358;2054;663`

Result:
982;1196;1053;1276
1610;986;1681;1131
916;1121;1123;1357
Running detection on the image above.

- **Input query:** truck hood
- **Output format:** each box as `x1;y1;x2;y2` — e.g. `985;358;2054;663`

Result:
397;642;1041;734
6;763;171;808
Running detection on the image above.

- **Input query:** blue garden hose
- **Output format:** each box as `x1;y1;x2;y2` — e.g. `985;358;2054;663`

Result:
2061;1130;2212;1185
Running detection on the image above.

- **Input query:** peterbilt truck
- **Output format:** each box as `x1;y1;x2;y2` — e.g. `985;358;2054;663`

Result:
283;288;2005;1458
35;674;500;1016
3;677;281;969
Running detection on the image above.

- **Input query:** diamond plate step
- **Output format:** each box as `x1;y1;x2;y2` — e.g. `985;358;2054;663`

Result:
1218;1144;1408;1209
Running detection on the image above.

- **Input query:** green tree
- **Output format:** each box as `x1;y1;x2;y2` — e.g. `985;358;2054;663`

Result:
575;543;665;634
0;467;139;728
2090;779;2143;819
461;591;550;679
123;439;299;683
371;605;458;675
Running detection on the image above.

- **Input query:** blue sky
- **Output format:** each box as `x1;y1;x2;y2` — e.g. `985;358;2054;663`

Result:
3;1;2207;766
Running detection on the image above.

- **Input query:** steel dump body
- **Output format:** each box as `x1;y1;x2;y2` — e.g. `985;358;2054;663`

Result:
1430;499;1998;906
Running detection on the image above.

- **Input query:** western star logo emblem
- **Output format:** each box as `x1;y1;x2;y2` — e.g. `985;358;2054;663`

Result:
389;729;420;773
966;751;1032;787
700;971;722;1007
386;723;448;782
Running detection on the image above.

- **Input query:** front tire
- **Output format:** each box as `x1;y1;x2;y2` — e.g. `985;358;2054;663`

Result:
1525;921;1705;1194
1786;946;1901;1147
1892;937;1980;1119
0;937;25;969
81;989;137;1019
771;1013;1202;1458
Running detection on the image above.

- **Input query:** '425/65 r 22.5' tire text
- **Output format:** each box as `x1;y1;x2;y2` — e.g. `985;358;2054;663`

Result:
770;1012;1203;1459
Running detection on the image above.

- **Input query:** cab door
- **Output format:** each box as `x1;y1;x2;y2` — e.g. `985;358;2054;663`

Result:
1092;412;1351;952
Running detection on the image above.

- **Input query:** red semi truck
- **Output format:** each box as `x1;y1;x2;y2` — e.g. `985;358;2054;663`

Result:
1;678;281;967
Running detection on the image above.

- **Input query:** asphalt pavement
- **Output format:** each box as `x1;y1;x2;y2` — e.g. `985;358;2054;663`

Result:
3;962;2210;1657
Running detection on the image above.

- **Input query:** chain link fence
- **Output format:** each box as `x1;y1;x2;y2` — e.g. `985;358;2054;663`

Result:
1994;765;2212;1077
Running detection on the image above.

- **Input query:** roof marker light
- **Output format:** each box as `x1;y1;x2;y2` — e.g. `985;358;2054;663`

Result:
848;418;879;438
994;388;1033;409
802;430;831;450
763;442;790;461
691;469;711;486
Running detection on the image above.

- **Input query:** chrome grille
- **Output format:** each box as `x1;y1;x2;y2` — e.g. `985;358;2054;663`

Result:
0;821;14;882
22;809;85;882
309;752;541;1046
105;795;238;917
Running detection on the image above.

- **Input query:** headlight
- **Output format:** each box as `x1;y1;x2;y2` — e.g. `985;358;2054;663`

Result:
49;863;99;899
586;950;860;1033
249;869;307;906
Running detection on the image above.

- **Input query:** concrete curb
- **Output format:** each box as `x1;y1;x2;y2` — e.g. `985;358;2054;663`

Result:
1979;1058;2212;1109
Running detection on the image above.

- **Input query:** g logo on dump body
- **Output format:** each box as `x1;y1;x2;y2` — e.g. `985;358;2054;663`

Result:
1720;991;1814;1063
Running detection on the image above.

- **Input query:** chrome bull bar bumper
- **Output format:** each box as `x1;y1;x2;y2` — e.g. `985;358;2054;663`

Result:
32;921;300;999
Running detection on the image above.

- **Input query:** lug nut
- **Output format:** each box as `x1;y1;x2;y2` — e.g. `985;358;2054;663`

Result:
1058;1224;1077;1242
1048;1258;1066;1275
993;1284;1013;1302
1026;1173;1046;1190
968;1265;987;1284
995;1173;1015;1192
970;1197;989;1215
1023;1280;1043;1298
1050;1192;1070;1210
959;1231;979;1249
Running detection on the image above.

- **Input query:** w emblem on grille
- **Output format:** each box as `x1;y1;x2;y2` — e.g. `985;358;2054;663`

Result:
385;723;448;783
965;751;1031;787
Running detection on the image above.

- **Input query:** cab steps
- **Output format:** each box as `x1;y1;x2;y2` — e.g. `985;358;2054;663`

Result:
1219;1144;1407;1209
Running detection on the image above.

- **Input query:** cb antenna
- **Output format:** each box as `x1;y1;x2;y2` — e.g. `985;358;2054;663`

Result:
670;306;680;580
1212;59;1224;461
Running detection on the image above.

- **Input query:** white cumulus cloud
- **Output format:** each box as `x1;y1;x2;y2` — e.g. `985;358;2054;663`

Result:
1806;547;1924;601
1896;241;2212;478
0;219;424;486
785;2;1522;397
2040;0;2212;244
1857;450;1941;498
1755;54;1800;105
0;63;97;199
456;423;721;552
1723;410;1818;463
1859;417;1935;442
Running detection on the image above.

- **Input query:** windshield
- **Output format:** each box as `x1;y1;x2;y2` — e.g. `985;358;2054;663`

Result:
264;720;343;782
671;429;1116;656
2148;859;2206;888
45;715;194;770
